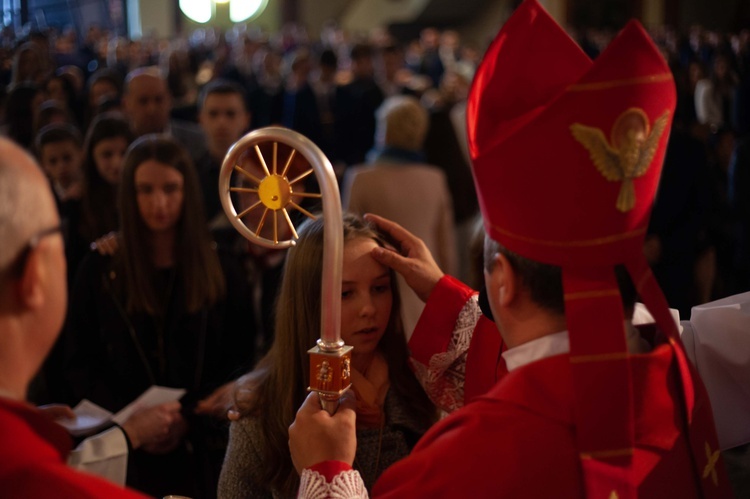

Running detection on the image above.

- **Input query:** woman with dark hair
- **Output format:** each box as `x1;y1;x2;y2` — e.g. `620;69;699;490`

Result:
9;42;47;87
3;82;43;149
84;68;123;127
78;112;134;242
57;112;135;283
218;213;437;498
46;73;83;126
64;135;253;498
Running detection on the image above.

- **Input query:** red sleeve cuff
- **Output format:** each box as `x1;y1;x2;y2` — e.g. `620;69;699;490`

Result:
409;275;477;365
307;461;353;481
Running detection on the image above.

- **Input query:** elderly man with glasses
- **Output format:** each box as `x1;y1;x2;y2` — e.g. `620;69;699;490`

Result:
0;137;148;498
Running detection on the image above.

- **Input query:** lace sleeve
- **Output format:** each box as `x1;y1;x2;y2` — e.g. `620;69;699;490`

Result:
297;469;369;499
409;295;481;413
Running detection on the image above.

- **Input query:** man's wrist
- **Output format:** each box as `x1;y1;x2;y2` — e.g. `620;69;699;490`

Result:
299;463;368;499
308;460;354;481
119;420;140;450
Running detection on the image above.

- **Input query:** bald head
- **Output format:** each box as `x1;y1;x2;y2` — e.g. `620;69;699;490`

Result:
0;138;68;400
0;138;58;282
122;67;171;136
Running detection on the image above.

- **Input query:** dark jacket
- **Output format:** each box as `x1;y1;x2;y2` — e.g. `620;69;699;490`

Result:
63;249;253;498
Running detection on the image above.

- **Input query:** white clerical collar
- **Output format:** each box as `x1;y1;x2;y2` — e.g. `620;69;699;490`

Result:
502;322;649;372
502;330;569;372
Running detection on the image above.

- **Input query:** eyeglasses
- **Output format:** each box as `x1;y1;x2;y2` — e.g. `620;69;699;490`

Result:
2;225;63;280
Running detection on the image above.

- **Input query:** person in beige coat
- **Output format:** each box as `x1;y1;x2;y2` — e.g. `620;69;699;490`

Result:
342;95;457;337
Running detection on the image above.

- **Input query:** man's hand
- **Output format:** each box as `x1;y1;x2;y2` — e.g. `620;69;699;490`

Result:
38;403;76;421
195;380;237;420
365;213;444;303
288;391;357;474
121;401;183;451
90;231;119;256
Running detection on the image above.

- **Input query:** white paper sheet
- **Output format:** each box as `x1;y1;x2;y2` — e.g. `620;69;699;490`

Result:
111;386;186;425
56;399;113;437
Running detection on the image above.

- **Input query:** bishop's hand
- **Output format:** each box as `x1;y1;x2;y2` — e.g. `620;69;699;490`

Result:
364;213;444;303
289;390;357;474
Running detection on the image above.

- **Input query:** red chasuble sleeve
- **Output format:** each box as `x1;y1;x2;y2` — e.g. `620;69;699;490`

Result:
409;275;507;409
408;275;475;366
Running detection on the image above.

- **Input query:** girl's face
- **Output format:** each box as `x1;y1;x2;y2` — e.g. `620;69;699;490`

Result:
93;136;128;185
339;237;393;370
40;140;82;189
46;77;67;105
134;159;184;233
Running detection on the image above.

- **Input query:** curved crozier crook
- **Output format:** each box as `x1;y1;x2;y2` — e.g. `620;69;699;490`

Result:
219;127;350;414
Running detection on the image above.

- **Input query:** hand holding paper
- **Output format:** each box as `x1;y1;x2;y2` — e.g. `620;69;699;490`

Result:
121;401;183;450
55;386;187;441
54;399;113;437
111;386;186;425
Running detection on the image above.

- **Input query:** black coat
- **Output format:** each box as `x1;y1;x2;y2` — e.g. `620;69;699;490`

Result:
334;77;384;166
63;249;254;498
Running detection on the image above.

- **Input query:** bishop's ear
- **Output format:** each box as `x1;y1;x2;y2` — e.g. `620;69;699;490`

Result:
485;252;518;309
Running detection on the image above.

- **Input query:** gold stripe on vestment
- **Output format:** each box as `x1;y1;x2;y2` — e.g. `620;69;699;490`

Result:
570;352;628;363
564;289;620;301
579;447;634;459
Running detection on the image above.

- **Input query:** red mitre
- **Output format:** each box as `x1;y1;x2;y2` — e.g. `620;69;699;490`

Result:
468;1;673;266
468;1;728;497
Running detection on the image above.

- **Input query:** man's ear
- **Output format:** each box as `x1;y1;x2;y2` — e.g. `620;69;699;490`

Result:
487;252;518;308
17;249;45;310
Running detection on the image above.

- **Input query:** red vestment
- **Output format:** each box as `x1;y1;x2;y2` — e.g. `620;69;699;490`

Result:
301;342;731;498
0;397;147;498
408;275;507;410
371;346;731;497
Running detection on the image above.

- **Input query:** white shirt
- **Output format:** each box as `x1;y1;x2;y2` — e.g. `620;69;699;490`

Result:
67;426;129;486
502;322;651;372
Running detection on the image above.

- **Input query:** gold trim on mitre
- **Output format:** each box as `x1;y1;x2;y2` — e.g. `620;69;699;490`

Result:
570;109;670;212
490;222;646;248
567;72;673;92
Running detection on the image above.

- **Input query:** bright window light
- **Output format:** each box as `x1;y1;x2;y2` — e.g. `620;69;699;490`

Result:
230;0;267;22
180;0;212;23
